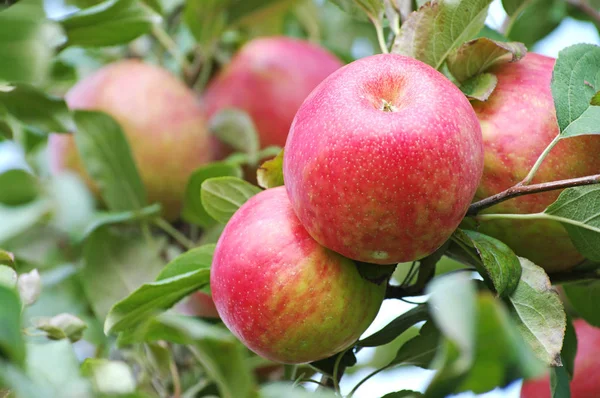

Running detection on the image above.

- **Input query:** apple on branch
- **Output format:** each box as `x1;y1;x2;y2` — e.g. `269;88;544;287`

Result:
284;53;484;264
210;187;386;364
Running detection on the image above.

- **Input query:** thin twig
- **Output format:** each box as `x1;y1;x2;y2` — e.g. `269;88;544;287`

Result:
467;174;600;216
154;218;195;250
152;25;192;73
169;353;182;398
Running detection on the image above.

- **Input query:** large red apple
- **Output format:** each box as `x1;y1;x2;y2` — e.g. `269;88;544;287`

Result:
283;54;484;264
210;187;386;364
521;319;600;398
48;60;212;220
473;53;600;272
202;36;343;149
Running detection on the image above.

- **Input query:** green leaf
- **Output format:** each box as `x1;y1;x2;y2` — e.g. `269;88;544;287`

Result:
200;177;262;223
81;228;165;319
310;350;357;377
561;314;577;379
0;285;25;367
0;169;39;206
381;392;424;398
459;73;498;101
156;244;214;280
424;274;476;397
427;273;476;356
452;229;522;297
0;200;51;244
34;313;88;343
257;149;285;189
550;364;571;398
0;250;15;267
209;108;260;165
389;320;440;368
80;203;162;240
392;0;493;69
46;172;96;237
0;362;48;398
544;185;600;261
0;0;58;84
0;84;74;133
358;304;429;347
329;0;384;19
104;245;214;335
457;292;546;394
590;91;600;106
225;0;300;26
183;0;227;47
59;0;160;48
182;162;243;227
447;38;526;82
552;44;600;137
563;280;600;327
149;315;255;398
117;312;231;346
508;258;566;366
476;25;509;42
502;0;527;16
73;110;147;212
507;0;565;48
0;265;17;288
560;106;600;138
26;340;92;397
81;359;136;395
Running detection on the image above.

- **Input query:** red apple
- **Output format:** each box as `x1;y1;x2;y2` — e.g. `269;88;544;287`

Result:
210;187;386;364
202;36;343;149
521;319;600;398
473;53;600;272
48;60;212;221
283;54;484;264
175;292;220;319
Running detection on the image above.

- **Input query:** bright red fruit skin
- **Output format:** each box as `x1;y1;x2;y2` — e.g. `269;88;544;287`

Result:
283;54;484;264
521;319;600;398
48;60;212;220
473;53;600;272
210;187;385;364
202;36;343;149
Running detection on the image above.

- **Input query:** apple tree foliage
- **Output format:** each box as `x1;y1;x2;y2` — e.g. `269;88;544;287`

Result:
1;0;600;397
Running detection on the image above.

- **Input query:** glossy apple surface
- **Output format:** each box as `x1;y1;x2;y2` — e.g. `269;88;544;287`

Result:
210;187;385;364
284;54;484;264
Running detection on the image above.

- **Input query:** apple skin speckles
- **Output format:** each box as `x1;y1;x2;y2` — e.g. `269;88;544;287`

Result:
210;187;385;364
284;53;484;264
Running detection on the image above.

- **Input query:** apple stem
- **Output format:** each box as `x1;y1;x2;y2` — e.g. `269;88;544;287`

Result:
467;173;600;216
520;134;562;186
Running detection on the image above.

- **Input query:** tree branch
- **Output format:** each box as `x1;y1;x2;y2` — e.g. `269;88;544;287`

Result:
467;174;600;216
